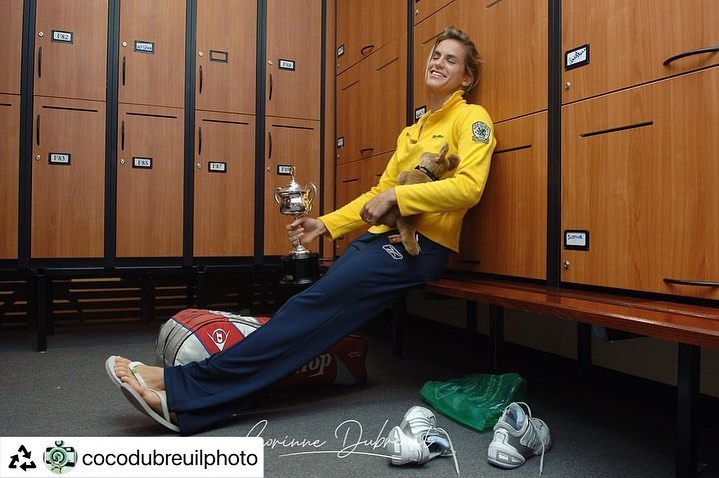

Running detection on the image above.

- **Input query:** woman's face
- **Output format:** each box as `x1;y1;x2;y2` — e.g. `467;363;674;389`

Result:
425;38;472;99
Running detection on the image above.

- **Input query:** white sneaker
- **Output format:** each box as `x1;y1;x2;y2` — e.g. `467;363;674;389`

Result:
386;406;461;476
487;402;552;475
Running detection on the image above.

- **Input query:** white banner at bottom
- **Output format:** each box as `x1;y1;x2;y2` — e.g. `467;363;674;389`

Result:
0;436;263;478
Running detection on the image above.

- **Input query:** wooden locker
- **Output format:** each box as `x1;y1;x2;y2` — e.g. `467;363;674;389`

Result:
366;35;407;159
412;1;458;116
561;68;719;300
338;37;406;165
34;0;108;101
413;0;455;25
119;0;186;108
460;0;547;122
196;0;257;115
333;153;388;255
31;97;105;259
0;95;20;259
193;111;255;257
562;0;719;104
336;0;407;74
336;65;364;166
266;0;322;120
453;112;548;280
264;118;321;255
0;0;23;95
116;104;184;258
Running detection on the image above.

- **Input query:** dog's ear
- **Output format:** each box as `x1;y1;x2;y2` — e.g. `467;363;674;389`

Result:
446;153;460;171
438;142;449;159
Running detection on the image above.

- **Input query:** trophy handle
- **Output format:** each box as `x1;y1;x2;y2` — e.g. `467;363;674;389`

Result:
305;183;318;210
273;187;282;204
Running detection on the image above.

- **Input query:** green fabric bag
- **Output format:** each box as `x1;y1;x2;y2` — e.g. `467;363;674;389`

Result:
420;372;526;432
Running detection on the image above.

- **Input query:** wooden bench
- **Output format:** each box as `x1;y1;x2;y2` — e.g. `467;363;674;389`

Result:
411;275;719;478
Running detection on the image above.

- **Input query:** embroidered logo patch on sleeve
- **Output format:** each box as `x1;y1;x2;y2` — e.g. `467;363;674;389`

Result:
472;121;491;144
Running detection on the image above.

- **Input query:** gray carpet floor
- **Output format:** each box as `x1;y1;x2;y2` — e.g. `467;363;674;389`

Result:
2;315;718;478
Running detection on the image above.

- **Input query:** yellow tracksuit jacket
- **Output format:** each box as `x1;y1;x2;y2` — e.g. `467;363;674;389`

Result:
321;90;496;253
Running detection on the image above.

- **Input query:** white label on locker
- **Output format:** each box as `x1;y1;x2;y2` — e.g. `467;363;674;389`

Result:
52;30;73;44
337;45;345;57
208;161;227;173
134;41;155;54
49;153;71;165
565;44;590;70
415;106;427;121
279;59;295;71
337;137;344;148
132;157;152;169
564;230;589;250
277;165;293;175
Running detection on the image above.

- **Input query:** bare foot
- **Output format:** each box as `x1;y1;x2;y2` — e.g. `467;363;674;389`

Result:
127;380;178;427
115;356;166;390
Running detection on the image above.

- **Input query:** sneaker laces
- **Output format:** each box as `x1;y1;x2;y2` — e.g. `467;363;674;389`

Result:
421;426;461;478
515;402;547;475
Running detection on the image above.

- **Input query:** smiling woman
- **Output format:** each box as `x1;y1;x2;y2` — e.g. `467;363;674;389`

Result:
108;27;496;445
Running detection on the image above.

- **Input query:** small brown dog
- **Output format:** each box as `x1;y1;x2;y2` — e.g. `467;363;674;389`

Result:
377;142;460;255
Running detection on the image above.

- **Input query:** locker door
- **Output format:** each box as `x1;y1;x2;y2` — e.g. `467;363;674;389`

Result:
266;0;321;120
264;118;321;255
119;0;186;108
194;111;255;257
34;0;108;101
196;0;256;115
0;0;23;95
0;95;20;259
459;0;547;122
116;104;184;258
31;97;105;259
455;112;548;280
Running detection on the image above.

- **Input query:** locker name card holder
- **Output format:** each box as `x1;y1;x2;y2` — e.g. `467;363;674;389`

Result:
49;153;71;166
209;50;228;63
278;59;295;71
564;230;589;251
208;161;227;173
565;44;590;70
132;157;152;169
134;41;155;54
51;30;73;44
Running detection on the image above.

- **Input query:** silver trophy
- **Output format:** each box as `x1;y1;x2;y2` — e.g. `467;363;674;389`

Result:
274;167;319;284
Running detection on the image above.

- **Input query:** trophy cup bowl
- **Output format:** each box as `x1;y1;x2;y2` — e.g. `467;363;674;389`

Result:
274;167;319;285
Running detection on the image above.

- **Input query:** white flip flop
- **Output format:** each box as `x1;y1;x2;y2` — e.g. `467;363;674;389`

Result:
105;356;149;388
120;382;180;433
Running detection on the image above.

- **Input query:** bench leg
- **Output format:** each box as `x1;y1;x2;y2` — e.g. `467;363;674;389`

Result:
577;322;592;377
488;304;504;373
676;343;700;478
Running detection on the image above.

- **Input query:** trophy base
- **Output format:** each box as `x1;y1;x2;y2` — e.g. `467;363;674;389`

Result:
280;252;319;286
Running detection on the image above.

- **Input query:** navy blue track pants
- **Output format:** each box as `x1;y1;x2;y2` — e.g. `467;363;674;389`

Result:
164;231;451;434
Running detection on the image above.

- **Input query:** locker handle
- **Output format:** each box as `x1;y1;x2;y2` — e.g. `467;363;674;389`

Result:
268;73;273;101
268;131;272;158
360;44;375;56
199;65;203;94
663;46;719;66
36;114;40;146
198;126;202;156
122;56;126;86
360;147;374;156
120;120;125;151
37;47;42;78
663;278;719;287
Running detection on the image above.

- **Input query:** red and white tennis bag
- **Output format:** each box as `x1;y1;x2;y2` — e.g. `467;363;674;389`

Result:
156;308;367;385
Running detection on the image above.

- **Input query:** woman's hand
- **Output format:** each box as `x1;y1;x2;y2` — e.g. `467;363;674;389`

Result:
287;217;327;247
359;187;397;225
